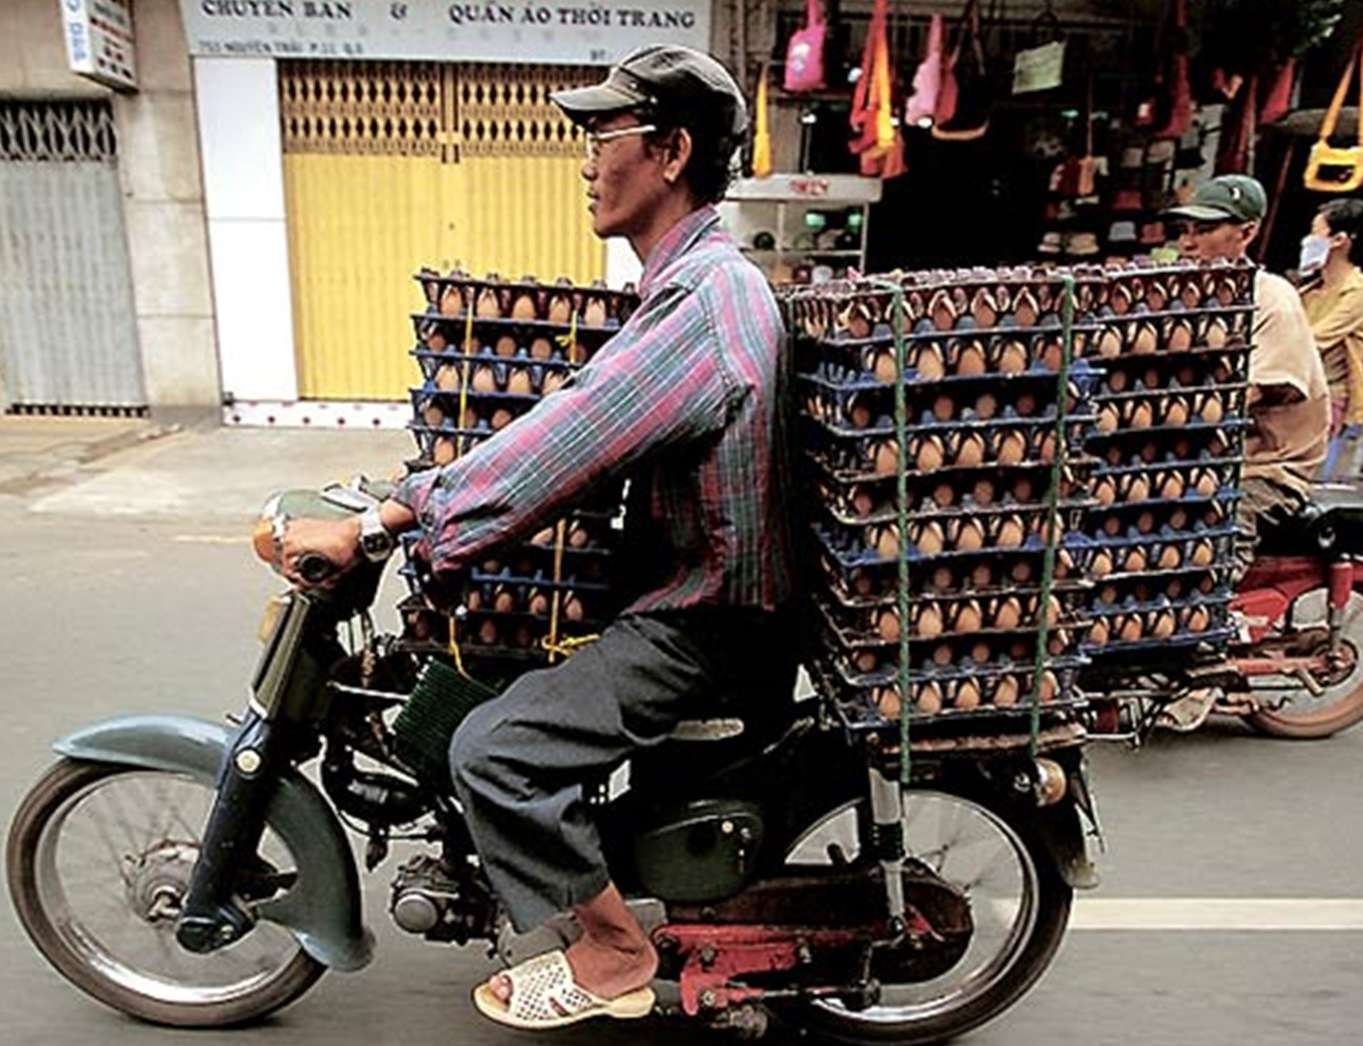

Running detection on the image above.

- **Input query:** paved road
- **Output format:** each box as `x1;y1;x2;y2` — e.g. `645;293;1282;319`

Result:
1;429;1360;1046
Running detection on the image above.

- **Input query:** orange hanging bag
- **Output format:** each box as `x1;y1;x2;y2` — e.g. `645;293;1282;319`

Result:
1305;36;1363;193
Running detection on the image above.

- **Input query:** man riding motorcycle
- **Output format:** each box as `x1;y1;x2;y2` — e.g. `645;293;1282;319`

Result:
280;45;796;1030
1167;175;1331;579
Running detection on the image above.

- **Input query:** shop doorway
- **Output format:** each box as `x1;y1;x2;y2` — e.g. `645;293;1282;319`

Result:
279;60;606;401
0;100;144;415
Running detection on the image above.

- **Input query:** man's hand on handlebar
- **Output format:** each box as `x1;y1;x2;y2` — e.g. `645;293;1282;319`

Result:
280;499;417;589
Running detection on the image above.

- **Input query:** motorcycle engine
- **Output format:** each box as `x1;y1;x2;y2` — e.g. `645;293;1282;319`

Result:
388;855;494;944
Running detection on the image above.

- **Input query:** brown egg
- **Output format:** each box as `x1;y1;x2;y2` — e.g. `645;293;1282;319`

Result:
954;433;986;467
1132;323;1159;355
972;478;996;506
873;439;900;475
1097;328;1124;358
915;343;946;380
1097;404;1120;433
971;288;999;327
1102;515;1123;537
1124;547;1148;572
475;286;502;319
848;395;874;429
1137;510;1157;534
1151;610;1177;638
1118;615;1143;642
955;519;986;551
423;323;450;351
1037;338;1063;372
1204;318;1228;348
1095;477;1117;505
931;565;955;591
933;394;956;422
421;400;445;427
993;675;1020;707
1194;469;1219;497
583;296;609;327
873;526;900;559
1013;288;1041;327
464;588;483;611
1165;397;1190;426
915;682;945;715
997;429;1028;466
872;349;898;382
1199;393;1224;424
1180;281;1202;309
878;607;903;641
510;289;539;321
1107;369;1130;393
970;562;994;588
1092;549;1113;577
953;678;982;710
1038;670;1060;703
955;600;984;632
1157;543;1182;569
1190;540;1215;566
530;336;554;360
1125;473;1151;501
929;482;955;508
1167;321;1193;352
1037;432;1058;464
567;521;591;548
956;341;988;376
916;521;946;555
475;619;500;646
917;436;946;471
507;367;533;395
1013;476;1035;501
1185;605;1211;632
438;285;465;317
974;392;998;419
547;291;574;324
876;687;902;719
493;333;517;358
531;526;556;546
997;516;1026;548
1128;400;1154;429
470;364;497;393
433;436;457;465
998;340;1029;374
851;485;878;516
929;289;957;331
1045;594;1063;627
1015;391;1038;416
542;370;567;395
491;586;516;613
931;643;955;666
1088;618;1110;646
853;650;879;674
993;596;1023;629
490;407;515;430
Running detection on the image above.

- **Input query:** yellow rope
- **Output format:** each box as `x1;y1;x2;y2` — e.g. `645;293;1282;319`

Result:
456;304;474;458
545;518;568;663
542;632;600;658
447;612;475;680
555;310;580;364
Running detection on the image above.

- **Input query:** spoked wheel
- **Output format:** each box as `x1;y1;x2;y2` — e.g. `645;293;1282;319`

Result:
780;783;1071;1045
1247;589;1363;739
7;760;324;1027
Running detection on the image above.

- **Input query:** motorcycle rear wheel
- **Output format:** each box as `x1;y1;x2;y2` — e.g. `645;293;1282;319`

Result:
6;759;325;1027
778;779;1072;1045
1247;589;1363;739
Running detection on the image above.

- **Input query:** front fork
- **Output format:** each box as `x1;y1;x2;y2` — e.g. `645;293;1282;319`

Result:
867;767;908;926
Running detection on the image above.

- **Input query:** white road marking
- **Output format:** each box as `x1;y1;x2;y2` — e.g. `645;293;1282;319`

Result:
172;535;247;545
1068;898;1363;931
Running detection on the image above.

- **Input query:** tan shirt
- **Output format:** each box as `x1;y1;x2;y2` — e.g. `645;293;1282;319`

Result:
1245;270;1330;494
1301;267;1363;425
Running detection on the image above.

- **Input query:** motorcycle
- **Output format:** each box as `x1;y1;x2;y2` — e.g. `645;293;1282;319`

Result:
1085;485;1363;741
6;480;1099;1044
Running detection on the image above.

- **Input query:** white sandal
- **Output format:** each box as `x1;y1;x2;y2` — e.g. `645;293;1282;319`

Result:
471;949;656;1030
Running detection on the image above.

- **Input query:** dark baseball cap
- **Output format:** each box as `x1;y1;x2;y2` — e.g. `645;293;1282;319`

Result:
550;45;748;140
1165;175;1268;223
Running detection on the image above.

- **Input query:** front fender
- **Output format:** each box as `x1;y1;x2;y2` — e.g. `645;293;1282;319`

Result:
54;714;374;972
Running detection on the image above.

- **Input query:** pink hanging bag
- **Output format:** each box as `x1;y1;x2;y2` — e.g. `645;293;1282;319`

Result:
784;0;827;93
905;14;945;128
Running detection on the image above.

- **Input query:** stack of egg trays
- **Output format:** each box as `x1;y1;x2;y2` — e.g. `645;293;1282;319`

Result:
1078;259;1254;664
394;271;639;678
783;266;1105;732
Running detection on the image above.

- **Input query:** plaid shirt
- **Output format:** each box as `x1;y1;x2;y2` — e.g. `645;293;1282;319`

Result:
395;205;792;613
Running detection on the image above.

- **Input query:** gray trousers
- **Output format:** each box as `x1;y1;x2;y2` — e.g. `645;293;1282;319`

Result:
449;608;794;932
1233;476;1309;582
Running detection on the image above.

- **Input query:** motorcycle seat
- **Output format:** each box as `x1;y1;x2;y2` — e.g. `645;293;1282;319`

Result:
1257;485;1363;555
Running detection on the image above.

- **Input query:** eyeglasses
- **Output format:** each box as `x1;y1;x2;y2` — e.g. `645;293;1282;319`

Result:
583;123;657;161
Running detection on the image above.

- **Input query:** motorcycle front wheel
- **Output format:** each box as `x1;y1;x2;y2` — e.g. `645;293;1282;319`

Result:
6;759;325;1027
1247;588;1363;739
780;780;1072;1045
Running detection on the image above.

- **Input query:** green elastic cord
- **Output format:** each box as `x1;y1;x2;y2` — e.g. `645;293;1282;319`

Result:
868;276;912;784
1028;275;1077;756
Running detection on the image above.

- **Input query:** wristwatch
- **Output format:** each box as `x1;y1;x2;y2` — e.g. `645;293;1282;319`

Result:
358;506;395;563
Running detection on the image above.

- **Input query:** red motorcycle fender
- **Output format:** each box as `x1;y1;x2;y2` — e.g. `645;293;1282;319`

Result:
53;713;374;972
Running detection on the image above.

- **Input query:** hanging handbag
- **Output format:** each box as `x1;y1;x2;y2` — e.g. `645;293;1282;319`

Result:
783;0;827;93
1218;74;1257;175
1012;2;1064;96
1305;38;1363;193
933;0;990;141
905;14;945;128
849;0;905;178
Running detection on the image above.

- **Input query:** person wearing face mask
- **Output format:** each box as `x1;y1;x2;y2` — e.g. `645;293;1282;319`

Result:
1298;198;1363;441
1166;175;1330;581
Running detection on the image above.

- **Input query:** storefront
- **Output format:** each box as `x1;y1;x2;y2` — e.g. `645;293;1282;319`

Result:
180;0;715;424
